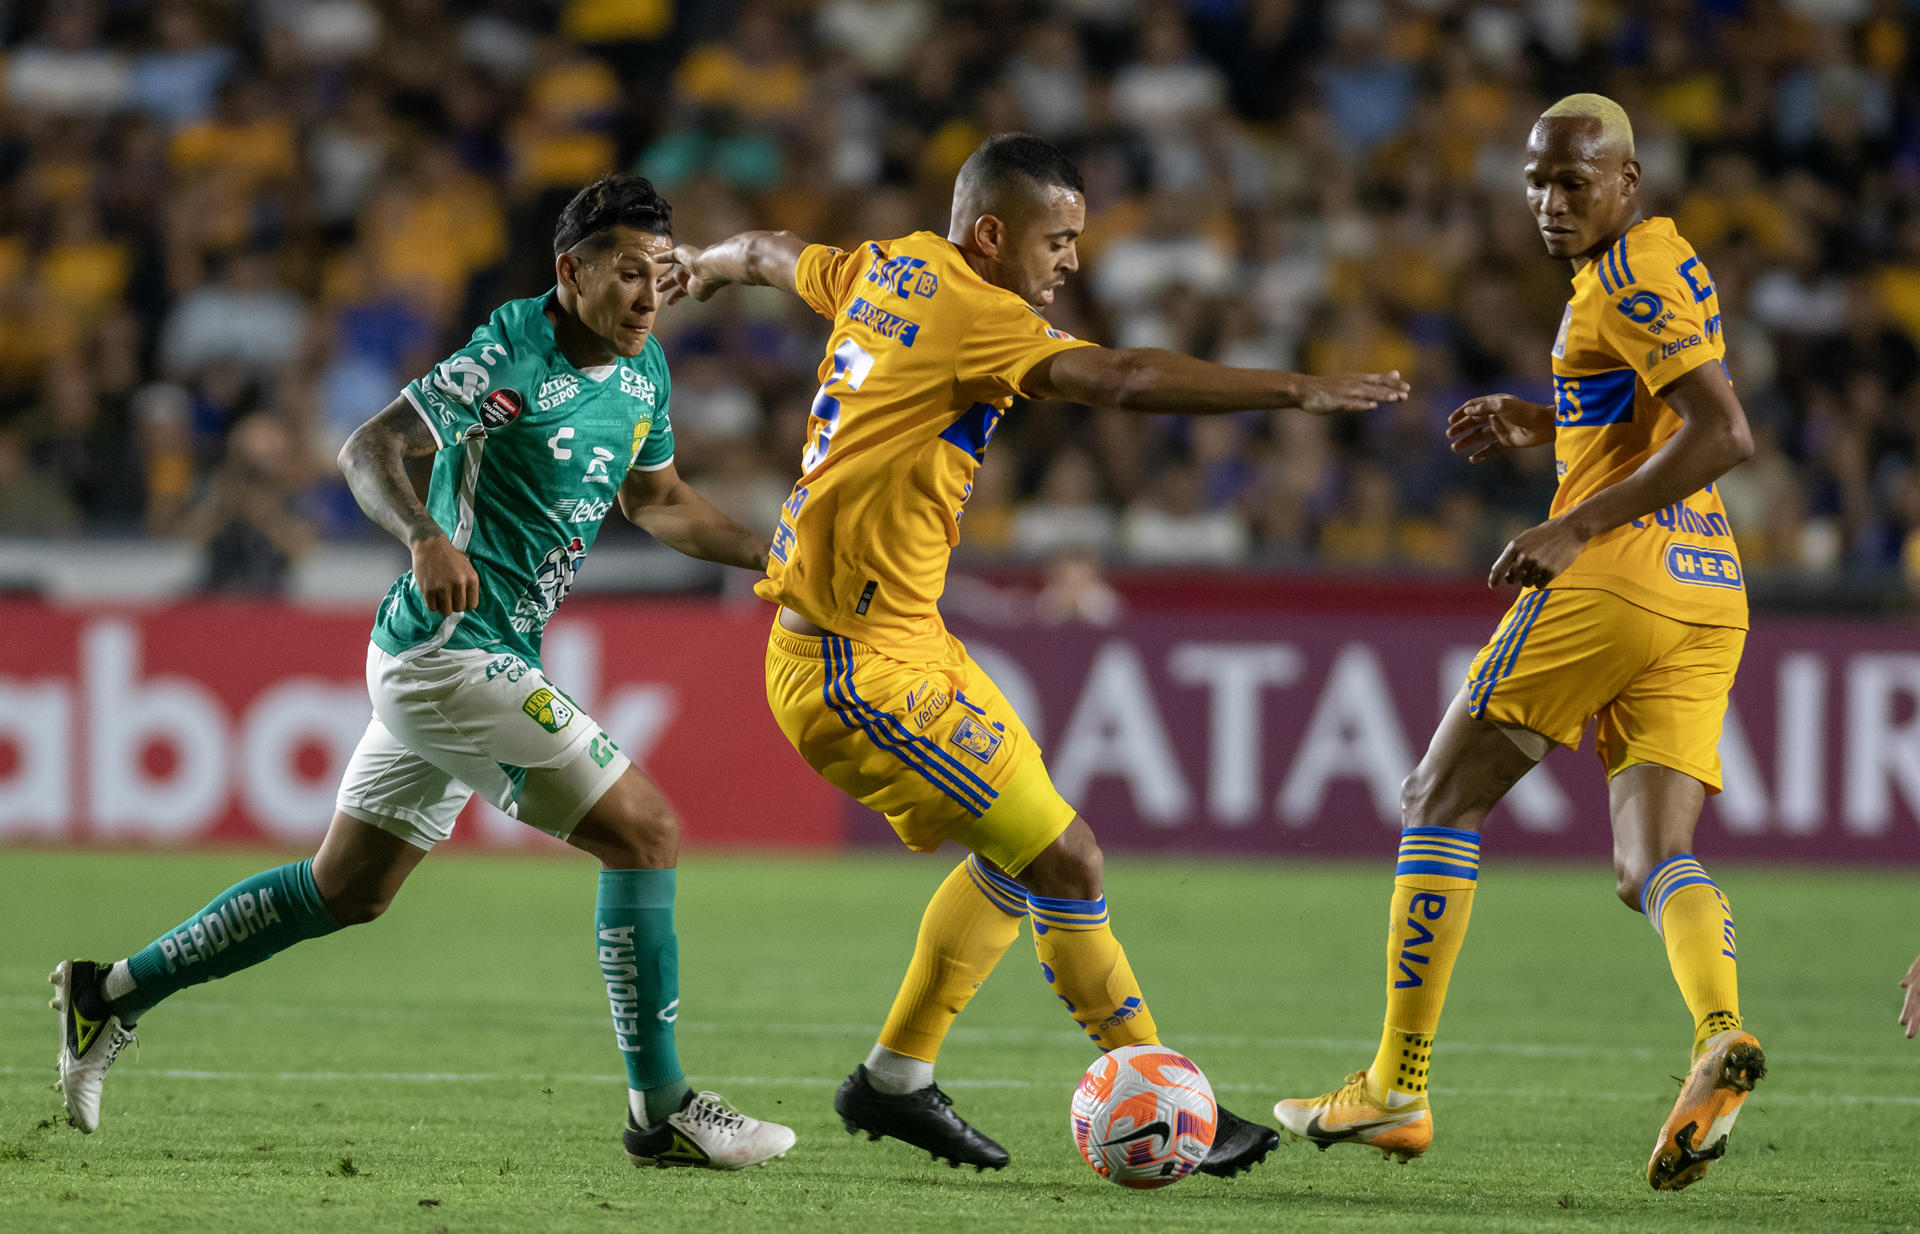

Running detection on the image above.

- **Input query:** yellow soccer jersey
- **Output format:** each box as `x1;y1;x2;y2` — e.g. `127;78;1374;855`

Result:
756;231;1095;659
1544;216;1747;630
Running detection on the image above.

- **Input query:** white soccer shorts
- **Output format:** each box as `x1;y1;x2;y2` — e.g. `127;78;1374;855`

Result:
335;643;630;850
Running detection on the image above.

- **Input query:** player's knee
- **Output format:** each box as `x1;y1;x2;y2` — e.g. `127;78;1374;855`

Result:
580;802;680;869
1400;765;1444;830
1023;826;1103;901
322;888;394;927
1612;861;1649;912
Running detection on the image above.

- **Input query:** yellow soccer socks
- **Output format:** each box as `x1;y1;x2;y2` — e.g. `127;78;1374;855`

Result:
874;854;1157;1075
876;856;1027;1067
1368;827;1481;1104
1029;891;1158;1051
1640;854;1742;1057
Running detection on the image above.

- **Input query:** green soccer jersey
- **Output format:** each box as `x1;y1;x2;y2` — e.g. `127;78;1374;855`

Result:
371;291;674;665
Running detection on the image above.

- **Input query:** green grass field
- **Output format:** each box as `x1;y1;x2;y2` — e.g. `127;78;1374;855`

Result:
2;851;1916;1233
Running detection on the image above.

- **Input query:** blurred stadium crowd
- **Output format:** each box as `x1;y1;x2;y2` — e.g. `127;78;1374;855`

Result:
0;0;1916;599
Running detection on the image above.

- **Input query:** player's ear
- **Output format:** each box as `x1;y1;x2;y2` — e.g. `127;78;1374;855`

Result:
1620;159;1641;202
973;214;1004;258
555;250;583;295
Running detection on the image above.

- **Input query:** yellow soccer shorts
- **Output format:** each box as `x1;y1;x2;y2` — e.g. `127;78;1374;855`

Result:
1463;586;1745;792
765;623;1076;874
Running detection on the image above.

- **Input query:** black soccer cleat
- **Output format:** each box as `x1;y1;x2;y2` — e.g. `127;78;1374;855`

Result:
1199;1104;1281;1177
833;1065;1009;1171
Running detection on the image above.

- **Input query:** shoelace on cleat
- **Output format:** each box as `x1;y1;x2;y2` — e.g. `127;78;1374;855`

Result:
683;1092;747;1135
99;1026;137;1068
1313;1072;1371;1106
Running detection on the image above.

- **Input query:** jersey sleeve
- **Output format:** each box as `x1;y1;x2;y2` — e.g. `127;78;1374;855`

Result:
794;243;866;319
954;295;1098;401
1594;242;1726;394
631;361;675;472
401;329;528;449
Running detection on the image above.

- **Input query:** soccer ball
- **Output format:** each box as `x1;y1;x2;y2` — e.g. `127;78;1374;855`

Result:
1070;1044;1217;1188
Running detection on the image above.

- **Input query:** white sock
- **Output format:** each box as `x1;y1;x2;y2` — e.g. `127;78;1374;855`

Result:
103;960;136;1004
864;1044;934;1095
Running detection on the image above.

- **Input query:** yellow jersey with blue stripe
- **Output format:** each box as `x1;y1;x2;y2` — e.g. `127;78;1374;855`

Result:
1545;216;1746;630
754;232;1095;660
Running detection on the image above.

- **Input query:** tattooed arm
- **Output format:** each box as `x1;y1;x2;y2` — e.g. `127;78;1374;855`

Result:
338;397;479;615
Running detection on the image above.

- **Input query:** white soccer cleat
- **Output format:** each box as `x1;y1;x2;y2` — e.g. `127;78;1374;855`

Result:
623;1090;797;1169
49;959;138;1134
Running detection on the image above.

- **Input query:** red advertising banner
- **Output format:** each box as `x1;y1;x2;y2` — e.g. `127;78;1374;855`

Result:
0;600;842;851
931;610;1920;862
5;598;1917;860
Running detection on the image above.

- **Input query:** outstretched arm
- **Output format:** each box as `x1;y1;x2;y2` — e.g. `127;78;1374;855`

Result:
1445;394;1556;460
1487;363;1754;589
1023;345;1409;414
338;397;479;614
658;231;809;305
618;461;770;572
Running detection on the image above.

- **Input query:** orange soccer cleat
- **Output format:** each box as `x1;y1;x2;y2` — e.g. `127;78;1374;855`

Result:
1647;1028;1766;1191
1273;1070;1432;1163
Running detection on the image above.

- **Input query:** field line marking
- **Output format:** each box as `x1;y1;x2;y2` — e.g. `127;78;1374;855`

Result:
5;995;1916;1071
4;1065;1917;1106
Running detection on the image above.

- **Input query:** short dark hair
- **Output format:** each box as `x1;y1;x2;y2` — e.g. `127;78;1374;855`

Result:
954;134;1084;218
553;174;673;256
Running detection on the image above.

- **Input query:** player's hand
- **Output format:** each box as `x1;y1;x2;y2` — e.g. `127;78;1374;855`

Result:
1488;515;1587;590
410;534;480;615
1297;371;1411;414
1902;952;1920;1039
657;244;730;307
1447;394;1555;460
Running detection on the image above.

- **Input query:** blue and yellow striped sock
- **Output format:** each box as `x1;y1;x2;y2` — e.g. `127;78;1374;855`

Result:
1641;854;1742;1057
877;856;1027;1063
1369;827;1481;1103
1029;893;1158;1051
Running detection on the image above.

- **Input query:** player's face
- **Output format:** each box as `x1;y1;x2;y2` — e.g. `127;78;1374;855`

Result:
562;226;674;357
1524;120;1639;263
999;187;1085;309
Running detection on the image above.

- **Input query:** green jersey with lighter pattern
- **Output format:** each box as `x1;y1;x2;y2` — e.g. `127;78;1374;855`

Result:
371;291;674;666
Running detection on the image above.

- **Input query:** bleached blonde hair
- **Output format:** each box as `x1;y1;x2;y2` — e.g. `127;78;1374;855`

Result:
1539;94;1635;157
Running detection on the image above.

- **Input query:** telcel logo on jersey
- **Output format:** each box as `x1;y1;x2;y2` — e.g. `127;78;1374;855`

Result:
1666;545;1743;589
1645;334;1702;368
549;496;613;524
